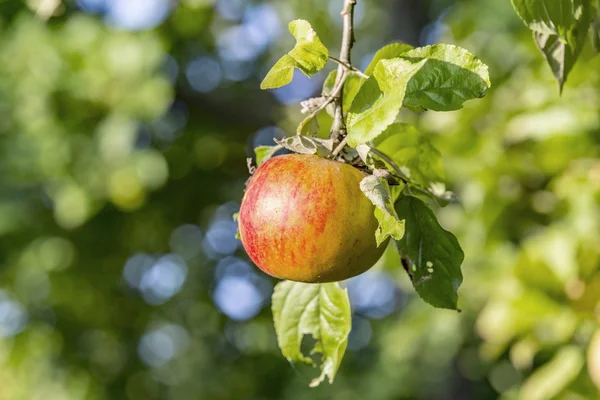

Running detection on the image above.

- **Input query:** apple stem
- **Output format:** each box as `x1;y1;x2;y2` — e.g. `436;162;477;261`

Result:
330;0;357;144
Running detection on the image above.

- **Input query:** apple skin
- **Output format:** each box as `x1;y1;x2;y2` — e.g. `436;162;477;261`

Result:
238;154;387;283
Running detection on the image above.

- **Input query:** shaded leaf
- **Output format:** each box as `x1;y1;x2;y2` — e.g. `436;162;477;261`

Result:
510;0;591;91
360;175;405;246
346;58;426;146
275;136;333;157
322;70;363;116
400;44;491;111
261;20;328;89
395;196;464;310
272;281;351;387
372;123;445;187
298;114;320;136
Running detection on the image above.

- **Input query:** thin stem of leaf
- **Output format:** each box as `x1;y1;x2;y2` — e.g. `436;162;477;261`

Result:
369;147;410;182
370;147;438;200
328;56;368;79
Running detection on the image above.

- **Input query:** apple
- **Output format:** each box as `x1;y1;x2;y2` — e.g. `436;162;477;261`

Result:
238;154;387;283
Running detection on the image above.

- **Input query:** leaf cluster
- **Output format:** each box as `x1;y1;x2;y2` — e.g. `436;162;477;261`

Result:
257;19;490;386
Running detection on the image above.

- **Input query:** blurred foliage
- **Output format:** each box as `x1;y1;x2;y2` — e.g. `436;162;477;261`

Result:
0;0;598;399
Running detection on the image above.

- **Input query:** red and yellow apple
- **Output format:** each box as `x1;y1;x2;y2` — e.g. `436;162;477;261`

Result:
238;154;387;283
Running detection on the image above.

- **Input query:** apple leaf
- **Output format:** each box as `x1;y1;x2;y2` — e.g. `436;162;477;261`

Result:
510;0;591;91
395;196;464;310
400;44;491;111
275;136;333;157
322;70;363;116
254;145;283;166
372;123;445;188
346;58;427;147
260;20;329;90
272;280;351;387
355;144;371;165
364;42;414;75
359;175;405;246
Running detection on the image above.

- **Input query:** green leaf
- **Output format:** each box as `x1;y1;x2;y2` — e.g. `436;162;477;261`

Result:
346;58;427;147
374;209;406;247
400;44;491;111
254;145;282;166
260;20;329;90
372;123;445;187
395;196;464;310
275;136;333;157
322;70;363;116
510;0;591;91
359;175;405;246
364;42;414;75
272;281;351;387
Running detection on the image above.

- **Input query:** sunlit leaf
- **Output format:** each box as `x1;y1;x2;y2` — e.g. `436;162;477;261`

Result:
395;196;463;310
364;42;414;75
346;58;426;146
254;145;283;166
272;281;351;387
260;20;329;89
360;175;405;246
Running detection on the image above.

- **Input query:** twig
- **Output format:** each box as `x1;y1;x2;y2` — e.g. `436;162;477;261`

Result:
330;0;357;142
330;137;348;159
296;70;347;134
328;56;368;79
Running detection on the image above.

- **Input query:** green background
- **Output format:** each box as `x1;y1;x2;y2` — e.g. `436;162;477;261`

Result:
0;0;599;398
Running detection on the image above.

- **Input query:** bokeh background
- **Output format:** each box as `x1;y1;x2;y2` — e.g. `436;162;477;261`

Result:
0;0;599;399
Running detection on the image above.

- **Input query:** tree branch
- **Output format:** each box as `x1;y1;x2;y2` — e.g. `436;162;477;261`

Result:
330;0;357;143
